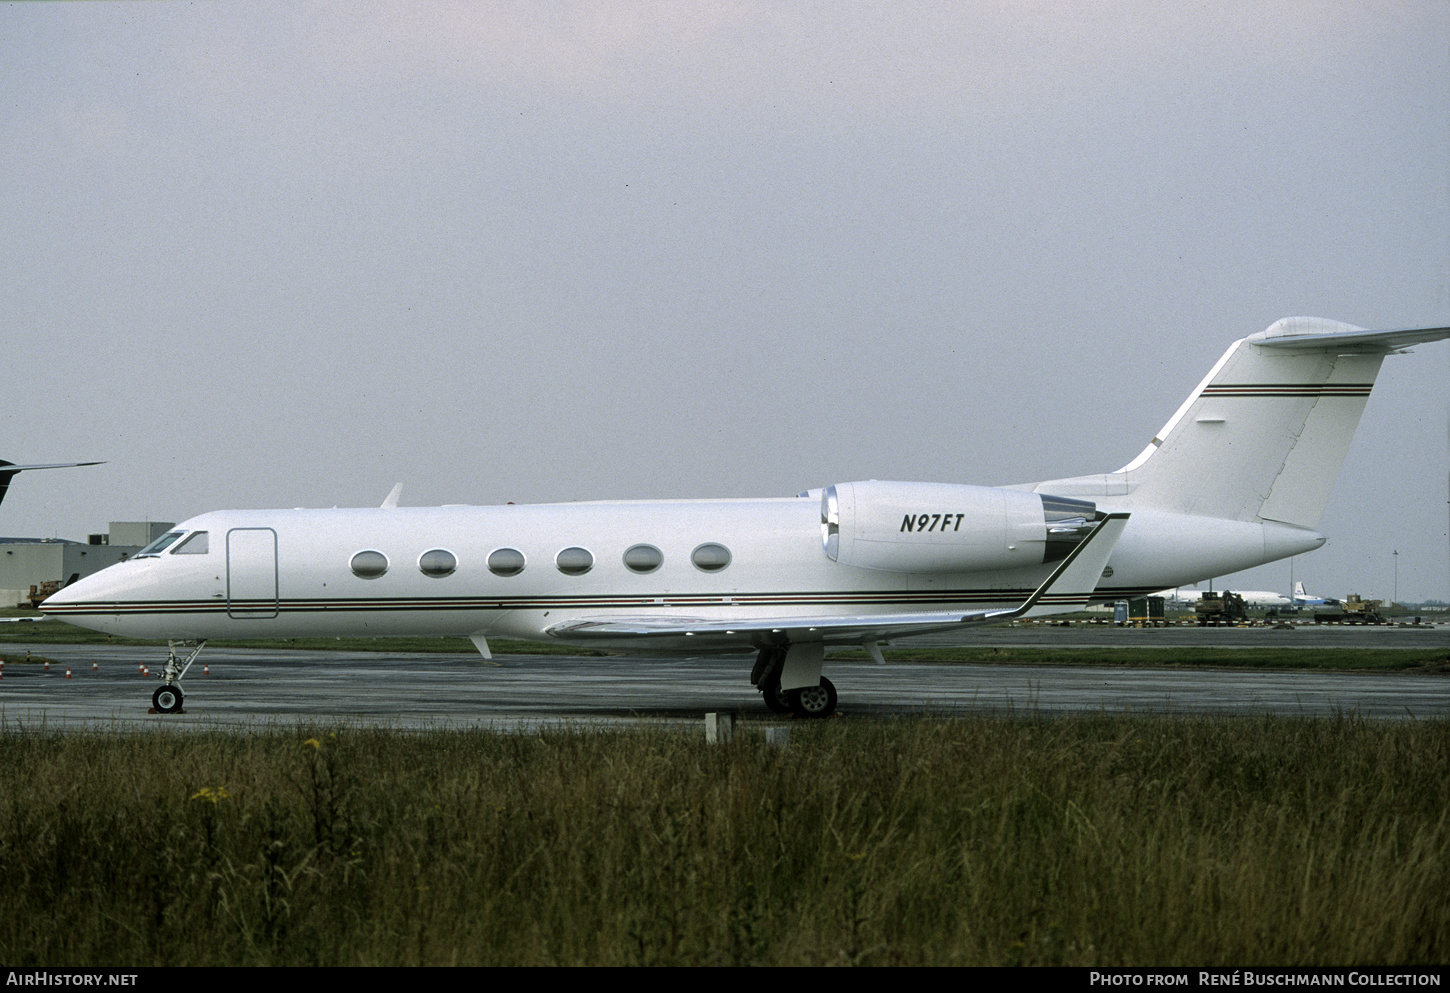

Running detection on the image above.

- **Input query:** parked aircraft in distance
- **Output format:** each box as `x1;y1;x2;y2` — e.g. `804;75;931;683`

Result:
41;317;1450;717
0;460;104;508
1292;582;1338;607
1157;588;1294;608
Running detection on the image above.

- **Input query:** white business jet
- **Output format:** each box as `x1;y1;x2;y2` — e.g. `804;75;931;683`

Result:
1292;582;1338;608
40;317;1450;717
1156;588;1294;608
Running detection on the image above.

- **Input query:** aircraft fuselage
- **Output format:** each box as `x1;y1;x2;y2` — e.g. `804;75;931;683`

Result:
42;496;1324;650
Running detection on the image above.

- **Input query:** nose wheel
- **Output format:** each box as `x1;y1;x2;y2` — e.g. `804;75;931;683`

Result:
149;639;206;714
152;684;184;714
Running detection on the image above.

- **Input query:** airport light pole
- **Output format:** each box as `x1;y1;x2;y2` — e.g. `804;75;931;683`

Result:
1393;549;1398;606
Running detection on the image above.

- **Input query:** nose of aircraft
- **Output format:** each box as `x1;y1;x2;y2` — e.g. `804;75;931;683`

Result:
35;567;138;636
37;573;89;611
38;567;117;615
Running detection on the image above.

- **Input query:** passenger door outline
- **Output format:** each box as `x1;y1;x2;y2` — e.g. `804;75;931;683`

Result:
227;527;278;619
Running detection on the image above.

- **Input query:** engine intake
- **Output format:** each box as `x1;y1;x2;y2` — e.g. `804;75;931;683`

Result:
821;481;1100;574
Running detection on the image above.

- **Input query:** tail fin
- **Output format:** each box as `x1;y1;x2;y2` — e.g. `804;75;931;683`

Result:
1028;318;1450;528
0;460;104;508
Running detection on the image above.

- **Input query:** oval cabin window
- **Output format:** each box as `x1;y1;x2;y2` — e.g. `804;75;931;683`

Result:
487;547;526;577
350;550;389;579
623;544;663;574
419;548;457;578
691;543;732;572
555;546;594;576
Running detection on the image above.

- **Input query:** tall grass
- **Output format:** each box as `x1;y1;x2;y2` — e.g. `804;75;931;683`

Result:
1;715;1444;965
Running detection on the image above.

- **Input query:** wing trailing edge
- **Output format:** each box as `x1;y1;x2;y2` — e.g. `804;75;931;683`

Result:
544;513;1129;649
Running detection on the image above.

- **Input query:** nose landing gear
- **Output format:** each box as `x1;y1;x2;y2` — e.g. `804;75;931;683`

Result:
150;640;206;715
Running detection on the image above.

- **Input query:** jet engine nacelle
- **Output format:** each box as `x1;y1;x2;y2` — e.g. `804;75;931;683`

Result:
821;480;1100;574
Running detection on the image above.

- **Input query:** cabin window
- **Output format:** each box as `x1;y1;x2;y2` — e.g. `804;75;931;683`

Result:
555;546;594;576
419;548;457;578
135;531;185;558
350;550;389;579
172;531;209;555
623;544;663;574
488;547;526;577
691;543;732;572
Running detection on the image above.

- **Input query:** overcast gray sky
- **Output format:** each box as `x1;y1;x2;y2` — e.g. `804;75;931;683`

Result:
4;2;1447;600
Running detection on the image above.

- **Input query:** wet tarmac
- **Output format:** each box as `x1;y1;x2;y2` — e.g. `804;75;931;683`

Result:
1;621;1445;730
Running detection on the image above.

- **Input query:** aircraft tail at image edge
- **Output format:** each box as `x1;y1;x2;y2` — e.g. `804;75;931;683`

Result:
1027;318;1450;529
0;460;104;508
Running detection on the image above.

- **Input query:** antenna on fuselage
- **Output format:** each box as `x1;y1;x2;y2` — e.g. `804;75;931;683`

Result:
381;482;403;509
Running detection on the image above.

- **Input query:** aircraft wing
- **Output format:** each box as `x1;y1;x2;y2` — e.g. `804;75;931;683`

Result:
545;513;1129;648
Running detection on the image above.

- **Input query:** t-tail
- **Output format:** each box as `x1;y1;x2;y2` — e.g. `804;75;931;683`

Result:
0;460;105;508
1027;318;1450;529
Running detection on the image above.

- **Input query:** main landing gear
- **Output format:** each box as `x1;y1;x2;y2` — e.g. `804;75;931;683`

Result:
150;640;206;715
751;645;838;719
788;677;838;718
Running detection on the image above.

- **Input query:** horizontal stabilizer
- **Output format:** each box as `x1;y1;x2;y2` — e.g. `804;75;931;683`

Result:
1252;324;1450;353
0;460;105;472
0;460;104;508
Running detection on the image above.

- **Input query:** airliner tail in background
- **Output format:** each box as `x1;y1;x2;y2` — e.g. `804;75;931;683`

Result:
0;460;104;508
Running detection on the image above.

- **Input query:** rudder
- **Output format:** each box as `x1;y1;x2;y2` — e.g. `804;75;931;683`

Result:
1123;317;1383;526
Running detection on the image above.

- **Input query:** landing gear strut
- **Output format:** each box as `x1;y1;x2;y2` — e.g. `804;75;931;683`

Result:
151;639;206;715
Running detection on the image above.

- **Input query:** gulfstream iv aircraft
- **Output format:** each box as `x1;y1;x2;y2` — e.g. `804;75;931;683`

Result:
41;318;1450;717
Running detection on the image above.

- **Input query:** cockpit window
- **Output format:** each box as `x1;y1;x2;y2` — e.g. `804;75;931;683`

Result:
135;531;185;558
171;531;209;555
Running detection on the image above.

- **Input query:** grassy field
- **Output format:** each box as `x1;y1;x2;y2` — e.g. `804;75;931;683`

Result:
1;716;1445;966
